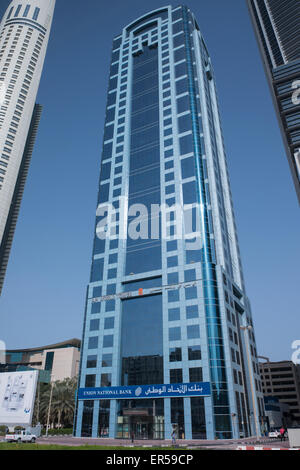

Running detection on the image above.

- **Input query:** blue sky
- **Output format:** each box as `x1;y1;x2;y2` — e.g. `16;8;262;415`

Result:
0;0;299;362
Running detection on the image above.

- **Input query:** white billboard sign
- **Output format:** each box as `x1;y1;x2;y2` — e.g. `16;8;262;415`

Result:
0;370;38;425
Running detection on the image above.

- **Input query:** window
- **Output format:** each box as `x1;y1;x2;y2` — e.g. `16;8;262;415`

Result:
177;94;189;114
107;92;117;107
90;258;104;283
167;256;178;268
102;354;113;367
168;289;179;302
114;177;122;186
110;239;119;250
133;21;158;37
169;347;182;362
186;305;198;319
106;284;116;295
169;327;181;341
178;113;191;134
111;50;120;63
23;5;30;17
87;355;97;368
173;33;184;49
175;61;187;79
179;133;193;155
233;370;238;385
170;368;183;383
185;286;197;300
14;5;22;17
103;335;114;348
109;253;118;264
104;124;114;141
231;348;235;363
85;375;96;388
90;319;100;331
165;149;173;158
174;46;185;63
188;345;201;360
45;352;54;371
166;184;175;195
182;181;197;204
105;300;115;312
176;77;188;96
113;37;121;50
172;8;182;21
167;240;177;252
32;7;40;21
187;325;200;339
88;336;98;349
7;6;13;19
189;367;203;382
104;317;115;329
184;269;196;282
168;308;180;321
100;162;111;181
165;160;174;170
173;21;183;35
106;107;115;123
108;268;117;279
101;373;112;387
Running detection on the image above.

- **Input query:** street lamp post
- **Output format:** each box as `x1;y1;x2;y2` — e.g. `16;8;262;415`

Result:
45;376;54;438
240;325;260;440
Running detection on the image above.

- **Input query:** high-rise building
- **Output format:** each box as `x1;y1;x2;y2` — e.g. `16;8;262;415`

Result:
75;5;264;440
247;0;300;204
0;0;56;294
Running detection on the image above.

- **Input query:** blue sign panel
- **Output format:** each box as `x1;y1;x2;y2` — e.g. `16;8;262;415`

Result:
78;382;211;401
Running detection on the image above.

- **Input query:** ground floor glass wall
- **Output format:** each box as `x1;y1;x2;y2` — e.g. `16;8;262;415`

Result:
191;397;206;439
117;399;164;440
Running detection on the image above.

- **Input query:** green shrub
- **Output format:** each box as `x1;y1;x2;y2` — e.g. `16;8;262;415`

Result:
0;425;7;436
41;428;73;436
14;426;25;432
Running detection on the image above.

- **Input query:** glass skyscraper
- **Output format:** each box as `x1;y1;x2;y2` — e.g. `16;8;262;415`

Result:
0;0;56;294
75;5;264;440
247;0;300;204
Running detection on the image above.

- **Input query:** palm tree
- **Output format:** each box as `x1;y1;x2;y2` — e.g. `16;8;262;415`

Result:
51;378;77;428
39;377;77;429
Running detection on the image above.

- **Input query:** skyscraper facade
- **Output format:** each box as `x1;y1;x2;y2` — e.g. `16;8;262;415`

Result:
0;0;56;294
247;0;300;204
75;5;264;440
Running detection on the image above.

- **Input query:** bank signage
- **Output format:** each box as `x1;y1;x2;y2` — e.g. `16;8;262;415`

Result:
78;382;211;401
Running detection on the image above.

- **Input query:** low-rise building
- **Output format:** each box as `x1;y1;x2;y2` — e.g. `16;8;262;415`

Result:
264;396;293;429
0;339;81;383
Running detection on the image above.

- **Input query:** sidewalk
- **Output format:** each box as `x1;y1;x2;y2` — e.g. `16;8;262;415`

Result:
37;435;291;450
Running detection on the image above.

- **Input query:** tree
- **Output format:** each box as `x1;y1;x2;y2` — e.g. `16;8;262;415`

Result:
37;377;77;429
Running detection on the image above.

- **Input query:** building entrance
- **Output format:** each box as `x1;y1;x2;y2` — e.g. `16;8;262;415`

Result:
117;400;165;439
131;415;153;440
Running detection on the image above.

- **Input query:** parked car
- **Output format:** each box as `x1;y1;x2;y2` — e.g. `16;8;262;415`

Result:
268;429;280;439
5;430;37;443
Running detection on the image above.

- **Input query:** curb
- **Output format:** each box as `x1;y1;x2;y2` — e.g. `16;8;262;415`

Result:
236;446;300;451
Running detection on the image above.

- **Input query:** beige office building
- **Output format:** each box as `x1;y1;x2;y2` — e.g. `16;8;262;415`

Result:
2;339;81;382
259;360;300;424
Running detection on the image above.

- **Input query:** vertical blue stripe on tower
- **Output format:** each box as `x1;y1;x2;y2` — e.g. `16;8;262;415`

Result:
182;6;231;437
